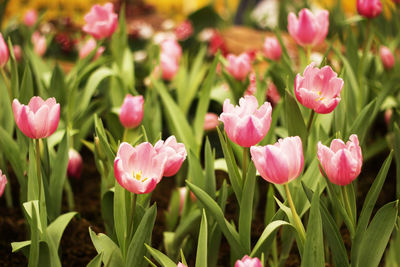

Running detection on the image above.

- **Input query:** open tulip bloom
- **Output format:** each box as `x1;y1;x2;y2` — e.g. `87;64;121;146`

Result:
82;2;118;39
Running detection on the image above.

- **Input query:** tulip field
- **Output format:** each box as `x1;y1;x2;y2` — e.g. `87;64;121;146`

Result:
1;0;400;266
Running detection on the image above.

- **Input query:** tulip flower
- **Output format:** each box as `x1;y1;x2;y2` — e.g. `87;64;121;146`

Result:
79;38;105;60
177;263;187;267
287;8;329;47
250;136;304;184
175;20;193;41
0;33;9;67
204;112;219;130
114;142;167;194
178;187;196;214
154;136;187;177
67;149;83;179
357;0;382;18
160;53;179;81
160;38;182;61
263;36;282;61
225;53;252;81
23;9;38;27
245;72;257;96
295;63;344;114
219;95;272;147
317;134;363;186
13;45;22;61
83;2;118;39
32;32;46;57
119;94;144;129
380;46;395;70
12;96;60;139
235;255;262;267
0;170;7;198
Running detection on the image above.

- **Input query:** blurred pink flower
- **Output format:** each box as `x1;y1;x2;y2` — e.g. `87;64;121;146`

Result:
68;149;83;179
0;170;7;198
0;33;9;67
380;46;395;70
23;9;38;27
160;38;182;61
12;96;60;139
178;187;196;214
160;53;179;81
119;94;144;129
114;142;167;194
154;136;187;177
204;112;220;130
267;82;281;106
83;2;118;39
175;20;193;41
317;134;362;186
226;53;252;81
219;95;272;147
235;255;262;267
357;0;382;18
263;36;282;60
251;136;304;184
79;38;105;60
288;8;329;47
177;263;187;267
385;108;393;126
245;72;257;96
295;63;343;114
13;45;22;61
32;32;46;56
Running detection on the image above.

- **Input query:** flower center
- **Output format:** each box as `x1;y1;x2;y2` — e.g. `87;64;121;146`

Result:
315;91;325;101
133;170;148;182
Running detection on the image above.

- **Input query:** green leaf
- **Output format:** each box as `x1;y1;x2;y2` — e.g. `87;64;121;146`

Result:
357;201;398;267
188;150;206;191
114;183;127;256
48;64;66;106
196;210;208;267
87;252;103;267
204;138;216;199
145;244;176;267
48;131;69;220
348;99;377;145
285;90;307;142
89;227;124;267
19;64;34;104
46;212;77;251
186;181;245;257
7;38;19;99
239;162;256;253
126;204;157;267
393;123;400;199
301;189;324;267
152;77;198;154
28;201;40;267
351;151;393;265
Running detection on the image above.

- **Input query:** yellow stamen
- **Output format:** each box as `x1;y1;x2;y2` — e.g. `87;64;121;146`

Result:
133;170;147;182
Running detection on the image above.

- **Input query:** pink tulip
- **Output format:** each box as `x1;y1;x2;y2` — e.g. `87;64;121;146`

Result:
177;263;187;267
83;2;118;40
288;8;329;47
160;53;179;81
317;134;362;186
160;38;182;61
357;0;382;18
263;36;282;60
380;46;395;70
251;136;304;184
204;112;219;130
385;108;393;126
267;82;281;106
0;170;7;198
219;95;272;147
225;53;252;81
0;33;9;67
79;38;105;60
245;72;257;96
13;45;22;61
175;20;193;41
235;255;262;267
114;142;167;194
119;94;144;129
154;136;187;177
23;9;38;27
67;149;83;179
295;63;343;114
177;187;196;214
32;32;46;56
12;96;60;139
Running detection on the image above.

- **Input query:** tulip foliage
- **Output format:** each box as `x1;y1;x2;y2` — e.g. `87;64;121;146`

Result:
0;1;400;267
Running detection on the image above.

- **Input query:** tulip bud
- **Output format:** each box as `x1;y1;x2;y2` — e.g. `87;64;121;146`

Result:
225;53;252;81
0;33;9;67
13;45;22;61
263;36;282;61
119;94;144;129
83;2;118;39
357;0;382;18
380;46;395;70
23;9;38;27
68;149;83;179
235;255;262;267
0;170;7;198
175;20;193;41
204;112;219;131
32;32;46;57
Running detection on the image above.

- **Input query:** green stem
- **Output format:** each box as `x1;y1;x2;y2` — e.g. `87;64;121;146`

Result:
306;110;315;133
64;179;75;211
342;185;355;227
122;128;129;142
242;147;248;184
128;193;137;241
284;183;306;246
306;45;311;64
0;67;11;101
35;139;42;201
